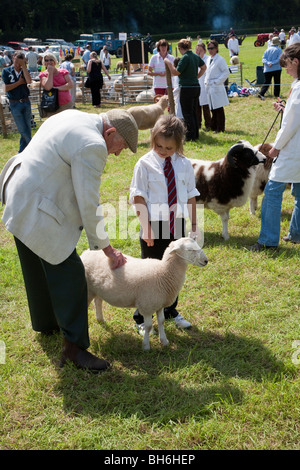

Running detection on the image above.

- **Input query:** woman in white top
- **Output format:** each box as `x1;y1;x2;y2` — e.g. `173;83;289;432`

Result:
100;46;111;70
249;44;300;251
204;40;230;132
195;42;212;130
148;39;174;95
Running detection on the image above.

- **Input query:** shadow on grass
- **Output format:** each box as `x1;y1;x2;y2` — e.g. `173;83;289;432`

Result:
193;131;253;148
38;324;289;423
202;231;300;257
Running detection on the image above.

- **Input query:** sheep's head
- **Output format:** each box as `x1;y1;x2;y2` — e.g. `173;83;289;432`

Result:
169;237;208;267
157;94;169;109
227;141;266;169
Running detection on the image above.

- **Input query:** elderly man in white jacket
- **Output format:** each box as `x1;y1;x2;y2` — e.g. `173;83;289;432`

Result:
205;40;230;132
248;44;300;251
0;108;138;372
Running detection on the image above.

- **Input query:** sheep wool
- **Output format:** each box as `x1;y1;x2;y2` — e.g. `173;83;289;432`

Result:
81;236;208;350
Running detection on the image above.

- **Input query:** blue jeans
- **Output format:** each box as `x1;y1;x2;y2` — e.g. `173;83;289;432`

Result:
258;180;300;246
9;100;32;152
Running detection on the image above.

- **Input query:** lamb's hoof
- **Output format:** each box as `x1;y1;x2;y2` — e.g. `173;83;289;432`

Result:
142;343;151;351
96;316;105;323
160;338;169;347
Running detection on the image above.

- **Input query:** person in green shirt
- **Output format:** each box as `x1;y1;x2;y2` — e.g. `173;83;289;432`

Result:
165;38;206;141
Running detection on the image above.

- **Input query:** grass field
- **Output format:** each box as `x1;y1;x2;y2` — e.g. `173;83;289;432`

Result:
0;35;299;450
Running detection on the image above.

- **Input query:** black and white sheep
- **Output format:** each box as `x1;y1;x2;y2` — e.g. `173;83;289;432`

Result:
81;237;208;350
190;140;266;240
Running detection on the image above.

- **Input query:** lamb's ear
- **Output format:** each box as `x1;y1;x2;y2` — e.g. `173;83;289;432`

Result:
168;240;180;254
188;232;197;240
227;145;239;168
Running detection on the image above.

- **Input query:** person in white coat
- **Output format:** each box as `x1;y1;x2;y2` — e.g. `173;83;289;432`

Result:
195;42;212;130
0;108;138;371
205;40;230;132
248;44;300;251
288;28;300;46
227;33;239;57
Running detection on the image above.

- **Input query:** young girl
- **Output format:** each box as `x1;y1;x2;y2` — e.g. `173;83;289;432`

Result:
129;114;200;335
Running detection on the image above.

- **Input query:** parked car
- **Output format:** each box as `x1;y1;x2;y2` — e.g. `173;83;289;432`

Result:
88;32;123;57
33;45;47;54
7;41;28;51
0;46;15;58
73;40;88;55
42;45;61;61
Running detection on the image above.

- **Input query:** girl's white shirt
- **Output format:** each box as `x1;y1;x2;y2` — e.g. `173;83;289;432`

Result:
130;149;199;220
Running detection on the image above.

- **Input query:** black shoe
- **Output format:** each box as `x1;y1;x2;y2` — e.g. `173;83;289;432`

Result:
60;338;111;373
40;326;60;336
258;94;265;101
247;242;277;252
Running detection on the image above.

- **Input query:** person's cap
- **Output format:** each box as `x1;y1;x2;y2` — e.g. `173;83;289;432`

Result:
272;36;281;45
106;109;138;153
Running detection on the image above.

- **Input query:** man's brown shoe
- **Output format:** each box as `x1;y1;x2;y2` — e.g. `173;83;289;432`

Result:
60;338;111;373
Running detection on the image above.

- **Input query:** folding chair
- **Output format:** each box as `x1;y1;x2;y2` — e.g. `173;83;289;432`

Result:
228;63;243;87
245;66;267;94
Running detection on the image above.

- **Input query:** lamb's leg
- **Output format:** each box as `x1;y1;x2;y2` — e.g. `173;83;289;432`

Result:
141;314;152;351
156;308;169;347
249;197;257;215
220;211;230;240
94;297;104;323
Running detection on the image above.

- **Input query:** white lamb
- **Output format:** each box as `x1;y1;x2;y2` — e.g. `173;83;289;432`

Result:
127;95;169;130
81;236;208;350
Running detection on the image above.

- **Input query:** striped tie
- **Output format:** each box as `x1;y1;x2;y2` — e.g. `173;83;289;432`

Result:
164;156;177;236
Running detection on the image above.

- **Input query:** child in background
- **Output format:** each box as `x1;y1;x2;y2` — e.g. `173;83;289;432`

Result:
129;114;200;335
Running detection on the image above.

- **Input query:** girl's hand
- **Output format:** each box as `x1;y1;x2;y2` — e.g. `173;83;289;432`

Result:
143;237;154;247
142;225;155;247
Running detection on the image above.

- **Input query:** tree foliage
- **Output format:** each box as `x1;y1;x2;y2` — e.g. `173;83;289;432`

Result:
1;0;300;41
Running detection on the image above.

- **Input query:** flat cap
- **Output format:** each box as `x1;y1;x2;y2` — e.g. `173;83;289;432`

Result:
106;109;138;153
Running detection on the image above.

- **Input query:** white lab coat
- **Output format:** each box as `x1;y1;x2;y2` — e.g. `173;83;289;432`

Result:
204;54;229;110
198;53;209;106
270;79;300;183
